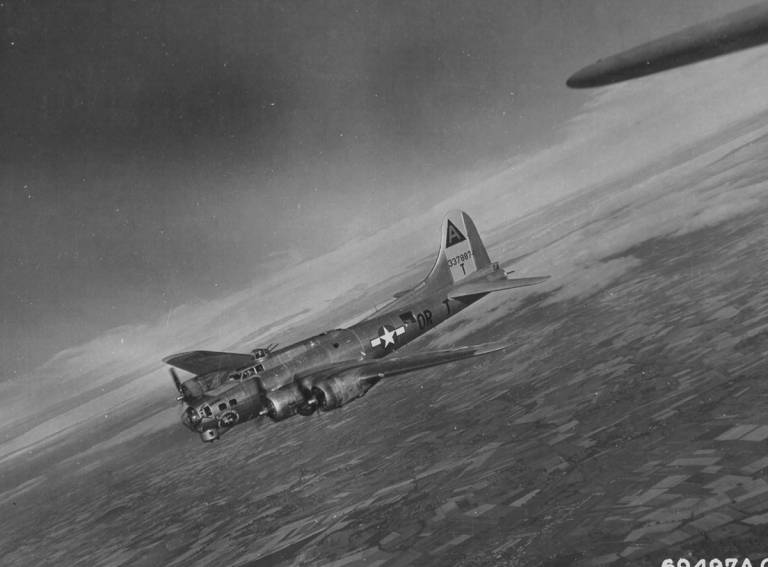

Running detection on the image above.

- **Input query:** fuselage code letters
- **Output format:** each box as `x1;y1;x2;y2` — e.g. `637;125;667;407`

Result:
417;309;433;329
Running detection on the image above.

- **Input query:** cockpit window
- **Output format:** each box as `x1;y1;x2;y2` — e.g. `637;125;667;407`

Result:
202;405;212;417
229;399;237;407
218;402;227;411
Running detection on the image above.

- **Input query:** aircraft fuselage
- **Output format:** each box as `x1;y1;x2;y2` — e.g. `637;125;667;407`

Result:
183;287;483;441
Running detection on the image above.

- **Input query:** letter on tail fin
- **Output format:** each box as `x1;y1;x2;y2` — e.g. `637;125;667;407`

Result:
423;210;493;290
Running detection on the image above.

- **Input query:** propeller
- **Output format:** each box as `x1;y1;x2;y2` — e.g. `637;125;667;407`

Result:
170;368;185;402
170;368;206;432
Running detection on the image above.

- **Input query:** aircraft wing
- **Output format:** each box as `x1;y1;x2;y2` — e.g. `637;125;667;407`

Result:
447;276;550;299
567;3;768;88
294;342;507;384
163;350;255;375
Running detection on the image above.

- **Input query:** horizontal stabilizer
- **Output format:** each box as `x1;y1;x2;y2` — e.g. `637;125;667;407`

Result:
163;350;255;375
293;342;507;385
448;276;550;299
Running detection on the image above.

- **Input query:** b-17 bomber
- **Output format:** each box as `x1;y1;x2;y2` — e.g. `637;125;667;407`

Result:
164;210;548;442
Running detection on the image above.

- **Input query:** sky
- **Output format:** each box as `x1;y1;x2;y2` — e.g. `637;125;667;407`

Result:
0;0;759;378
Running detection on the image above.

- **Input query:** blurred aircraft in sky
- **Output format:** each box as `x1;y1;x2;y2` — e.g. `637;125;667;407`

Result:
165;210;548;442
567;2;768;88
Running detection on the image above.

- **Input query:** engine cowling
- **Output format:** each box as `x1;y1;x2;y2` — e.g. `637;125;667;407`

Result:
218;410;239;428
263;384;306;421
311;370;371;411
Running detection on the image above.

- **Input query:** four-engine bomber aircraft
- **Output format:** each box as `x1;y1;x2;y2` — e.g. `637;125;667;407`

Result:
164;210;548;442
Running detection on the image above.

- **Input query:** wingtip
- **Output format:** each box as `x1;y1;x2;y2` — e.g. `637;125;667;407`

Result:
162;351;192;365
473;341;510;355
503;274;551;288
566;65;611;89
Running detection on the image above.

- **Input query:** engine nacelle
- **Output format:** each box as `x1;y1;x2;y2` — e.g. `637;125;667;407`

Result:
311;370;371;411
218;410;239;428
263;384;306;421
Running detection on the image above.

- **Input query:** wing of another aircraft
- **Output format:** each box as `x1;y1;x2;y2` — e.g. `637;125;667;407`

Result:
567;3;768;88
163;350;255;375
294;342;507;385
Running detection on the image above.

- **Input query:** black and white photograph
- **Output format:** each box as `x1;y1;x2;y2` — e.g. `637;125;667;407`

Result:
4;1;768;565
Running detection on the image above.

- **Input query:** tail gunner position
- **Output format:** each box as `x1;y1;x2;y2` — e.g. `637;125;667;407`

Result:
165;210;549;442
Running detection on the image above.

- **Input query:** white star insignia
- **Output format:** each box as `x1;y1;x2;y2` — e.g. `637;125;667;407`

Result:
380;327;396;347
369;325;405;349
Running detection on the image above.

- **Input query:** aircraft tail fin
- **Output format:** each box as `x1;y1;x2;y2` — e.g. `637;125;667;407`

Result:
419;210;549;298
387;210;548;307
423;210;493;289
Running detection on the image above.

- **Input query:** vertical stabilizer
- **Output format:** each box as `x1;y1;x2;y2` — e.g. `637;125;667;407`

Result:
423;210;493;290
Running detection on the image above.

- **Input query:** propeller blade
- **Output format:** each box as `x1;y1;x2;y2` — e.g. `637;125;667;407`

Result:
170;368;185;401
